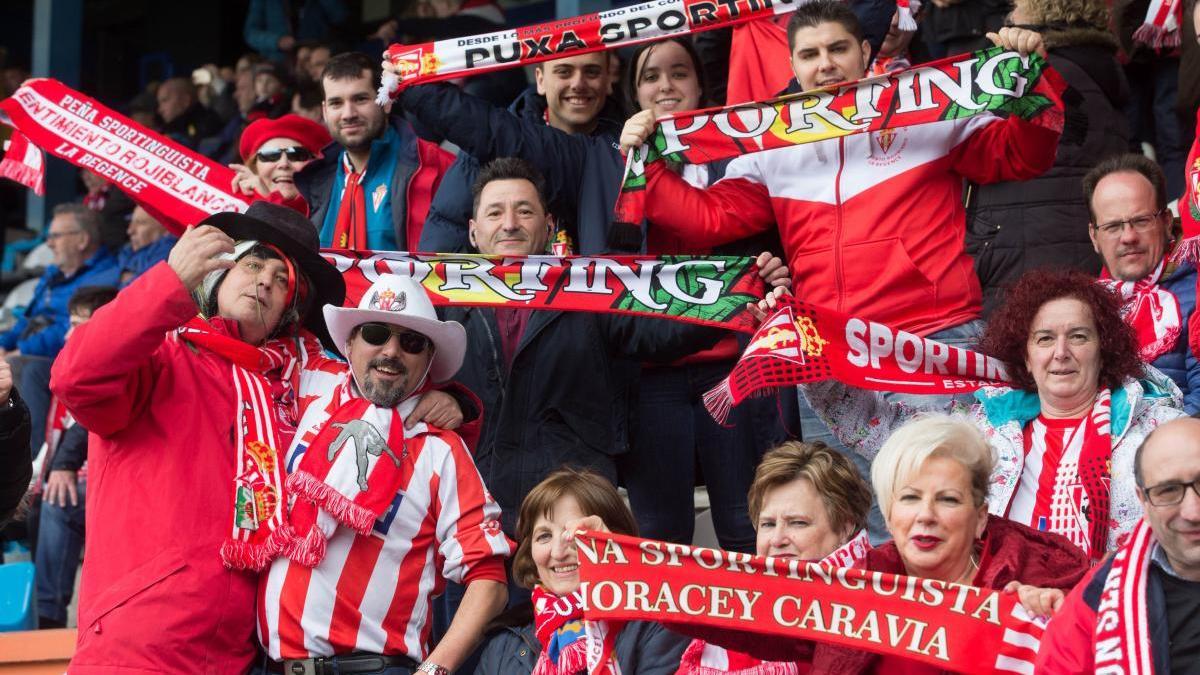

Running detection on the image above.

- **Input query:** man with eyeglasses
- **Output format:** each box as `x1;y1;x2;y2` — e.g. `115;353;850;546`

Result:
0;203;119;455
1086;153;1200;414
257;273;510;675
1037;416;1200;673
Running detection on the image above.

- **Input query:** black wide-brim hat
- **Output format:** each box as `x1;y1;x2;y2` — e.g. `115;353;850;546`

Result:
201;201;345;350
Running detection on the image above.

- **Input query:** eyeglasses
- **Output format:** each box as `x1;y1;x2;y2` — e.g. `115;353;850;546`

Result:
255;146;315;163
357;323;432;354
1142;478;1200;507
1092;209;1166;238
45;229;82;241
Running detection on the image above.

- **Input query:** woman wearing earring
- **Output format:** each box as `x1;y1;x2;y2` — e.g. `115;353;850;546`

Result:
809;415;1090;673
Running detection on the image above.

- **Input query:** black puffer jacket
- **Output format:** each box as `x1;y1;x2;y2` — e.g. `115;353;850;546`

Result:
965;29;1130;317
442;306;722;536
0;389;31;526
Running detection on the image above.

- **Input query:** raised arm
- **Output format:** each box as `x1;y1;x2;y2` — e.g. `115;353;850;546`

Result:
398;83;592;213
50;226;234;437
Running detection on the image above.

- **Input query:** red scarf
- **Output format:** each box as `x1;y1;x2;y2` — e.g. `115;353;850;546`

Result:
283;379;417;566
533;587;624;675
1074;389;1116;563
1093;518;1157;674
332;153;367;249
703;297;1010;424
0;127;45;195
675;531;871;675
1101;260;1182;363
577;531;1047;675
177;316;303;570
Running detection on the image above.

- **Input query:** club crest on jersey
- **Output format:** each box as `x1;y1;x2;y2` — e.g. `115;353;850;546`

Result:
372;184;387;212
867;127;909;167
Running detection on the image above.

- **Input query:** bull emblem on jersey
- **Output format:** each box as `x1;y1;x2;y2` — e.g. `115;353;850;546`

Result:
329;420;404;491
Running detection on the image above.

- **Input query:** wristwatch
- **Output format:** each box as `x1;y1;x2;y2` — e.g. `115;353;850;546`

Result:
416;663;449;675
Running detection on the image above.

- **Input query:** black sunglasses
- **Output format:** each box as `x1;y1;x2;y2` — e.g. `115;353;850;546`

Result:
255;146;315;163
357;323;432;354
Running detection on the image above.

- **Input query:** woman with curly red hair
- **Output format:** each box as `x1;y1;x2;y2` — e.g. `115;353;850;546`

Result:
803;268;1185;562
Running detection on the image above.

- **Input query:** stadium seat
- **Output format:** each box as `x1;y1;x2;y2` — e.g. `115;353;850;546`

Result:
0;562;36;632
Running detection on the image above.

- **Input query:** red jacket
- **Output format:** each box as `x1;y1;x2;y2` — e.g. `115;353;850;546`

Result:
50;263;267;674
810;516;1089;674
644;113;1060;336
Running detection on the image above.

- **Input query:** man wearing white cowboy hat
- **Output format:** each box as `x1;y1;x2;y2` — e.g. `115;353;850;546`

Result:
256;273;510;675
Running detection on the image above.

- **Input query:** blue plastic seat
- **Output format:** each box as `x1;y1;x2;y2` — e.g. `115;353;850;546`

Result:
0;562;36;632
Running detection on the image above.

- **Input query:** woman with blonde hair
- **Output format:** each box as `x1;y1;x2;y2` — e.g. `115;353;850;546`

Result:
809;414;1090;673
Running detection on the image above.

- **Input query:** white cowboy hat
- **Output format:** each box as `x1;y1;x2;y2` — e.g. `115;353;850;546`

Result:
323;274;467;383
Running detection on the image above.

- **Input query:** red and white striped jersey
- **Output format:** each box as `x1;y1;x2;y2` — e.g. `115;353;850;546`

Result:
258;365;511;661
1009;416;1090;551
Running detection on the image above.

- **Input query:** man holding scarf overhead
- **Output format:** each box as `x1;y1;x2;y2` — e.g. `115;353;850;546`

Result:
258;273;510;675
1086;153;1200;414
50;201;346;674
1037;416;1200;673
619;0;1060;341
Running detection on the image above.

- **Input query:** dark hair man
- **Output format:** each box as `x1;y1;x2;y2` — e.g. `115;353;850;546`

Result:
295;51;454;251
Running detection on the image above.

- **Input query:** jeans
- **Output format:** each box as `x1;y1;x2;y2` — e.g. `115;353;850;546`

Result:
797;319;986;545
35;478;85;626
620;361;793;553
7;354;53;457
1125;57;1188;200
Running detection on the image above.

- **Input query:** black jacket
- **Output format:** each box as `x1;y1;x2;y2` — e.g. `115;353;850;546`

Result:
442;305;722;534
401;83;624;254
965;31;1130;317
475;605;689;674
0;389;32;526
419;88;624;254
160;102;223;153
50;423;88;473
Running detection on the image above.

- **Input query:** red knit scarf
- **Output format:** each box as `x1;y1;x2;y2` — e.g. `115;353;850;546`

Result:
1101;259;1182;363
1093;519;1157;675
176;316;302;570
1073;389;1116;563
533;587;624;675
283;379;417;566
332;153;368;249
676;530;872;675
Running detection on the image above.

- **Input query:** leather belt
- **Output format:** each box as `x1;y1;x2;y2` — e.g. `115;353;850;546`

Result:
266;652;420;675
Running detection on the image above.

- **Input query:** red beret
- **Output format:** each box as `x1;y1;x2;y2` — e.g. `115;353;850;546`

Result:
239;114;332;163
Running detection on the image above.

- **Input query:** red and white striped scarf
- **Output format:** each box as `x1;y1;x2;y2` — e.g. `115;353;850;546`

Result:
283;379;418;567
1133;0;1182;49
177;317;303;570
1101;259;1182;364
675;530;872;675
332;153;368;249
1074;389;1116;562
1093;518;1158;674
533;587;624;675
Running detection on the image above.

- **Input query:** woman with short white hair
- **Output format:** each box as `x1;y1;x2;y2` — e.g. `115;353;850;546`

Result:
809;415;1090;673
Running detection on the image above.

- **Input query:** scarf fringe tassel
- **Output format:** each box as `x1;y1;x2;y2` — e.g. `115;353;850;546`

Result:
701;380;734;426
1133;22;1181;49
0;157;43;195
287;470;379;535
221;524;299;571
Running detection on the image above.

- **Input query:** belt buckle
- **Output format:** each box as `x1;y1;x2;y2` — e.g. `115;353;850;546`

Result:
283;658;319;675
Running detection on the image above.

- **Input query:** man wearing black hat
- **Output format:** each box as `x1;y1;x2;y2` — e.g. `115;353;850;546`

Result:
50;202;345;674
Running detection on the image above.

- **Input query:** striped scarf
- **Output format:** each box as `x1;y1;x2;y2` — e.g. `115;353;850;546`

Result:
1093;519;1158;674
1101;259;1182;364
533;587;623;675
177;316;302;570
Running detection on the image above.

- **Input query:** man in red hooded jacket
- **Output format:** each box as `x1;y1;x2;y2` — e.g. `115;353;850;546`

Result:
51;202;347;673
